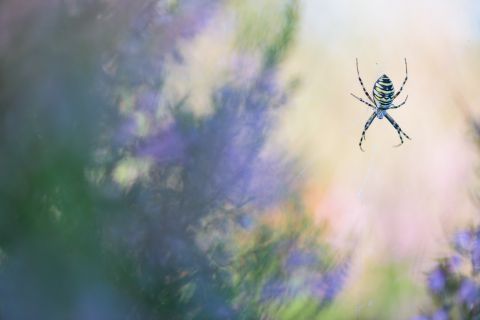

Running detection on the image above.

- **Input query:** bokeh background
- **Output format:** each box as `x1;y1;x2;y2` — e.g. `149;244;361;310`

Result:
1;0;480;319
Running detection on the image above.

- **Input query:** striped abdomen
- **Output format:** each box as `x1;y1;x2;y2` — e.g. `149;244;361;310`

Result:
373;74;395;108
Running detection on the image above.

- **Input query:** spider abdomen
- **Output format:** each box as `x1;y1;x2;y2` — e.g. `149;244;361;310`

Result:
373;74;395;108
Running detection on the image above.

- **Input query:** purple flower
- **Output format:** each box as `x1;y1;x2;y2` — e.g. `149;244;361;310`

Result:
310;263;349;301
411;316;430;320
448;255;462;272
284;250;318;272
432;309;449;320
472;238;480;274
137;124;186;164
135;89;158;114
194;82;293;209
323;264;349;301
458;279;478;305
261;280;287;301
454;230;473;253
427;268;446;294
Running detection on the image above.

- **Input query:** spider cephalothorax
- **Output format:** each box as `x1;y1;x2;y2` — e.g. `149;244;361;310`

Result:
351;59;410;151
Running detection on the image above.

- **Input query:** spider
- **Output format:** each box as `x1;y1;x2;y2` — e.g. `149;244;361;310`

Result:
351;58;411;152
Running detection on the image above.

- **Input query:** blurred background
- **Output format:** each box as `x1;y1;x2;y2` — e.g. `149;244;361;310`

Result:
1;0;479;319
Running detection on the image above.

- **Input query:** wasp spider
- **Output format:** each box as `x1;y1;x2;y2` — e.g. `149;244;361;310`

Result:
351;58;410;151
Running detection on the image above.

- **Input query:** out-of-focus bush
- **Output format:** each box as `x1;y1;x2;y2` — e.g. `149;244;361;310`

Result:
0;0;346;319
222;203;348;319
413;228;480;319
413;122;480;320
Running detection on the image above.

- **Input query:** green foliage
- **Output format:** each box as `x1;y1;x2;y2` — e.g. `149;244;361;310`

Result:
263;0;299;68
231;0;299;68
317;264;419;320
220;206;346;320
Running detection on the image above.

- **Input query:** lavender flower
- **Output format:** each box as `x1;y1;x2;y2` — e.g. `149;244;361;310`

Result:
412;316;430;320
137;124;187;165
431;309;449;320
454;230;473;253
261;280;288;302
284;250;318;272
321;263;349;302
458;279;478;306
472;245;480;274
427;268;446;295
448;255;462;272
416;226;480;319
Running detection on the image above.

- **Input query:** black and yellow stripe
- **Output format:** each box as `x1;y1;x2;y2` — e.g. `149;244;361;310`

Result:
373;74;395;107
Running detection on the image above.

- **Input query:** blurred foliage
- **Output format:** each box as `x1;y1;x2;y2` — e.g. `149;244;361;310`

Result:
413;230;480;319
0;0;348;319
412;121;480;320
222;202;347;319
317;264;418;320
230;0;299;68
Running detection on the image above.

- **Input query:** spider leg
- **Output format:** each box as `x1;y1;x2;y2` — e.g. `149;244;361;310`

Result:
359;112;377;152
384;113;411;147
389;95;408;109
350;93;375;109
356;58;375;104
393;58;408;100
